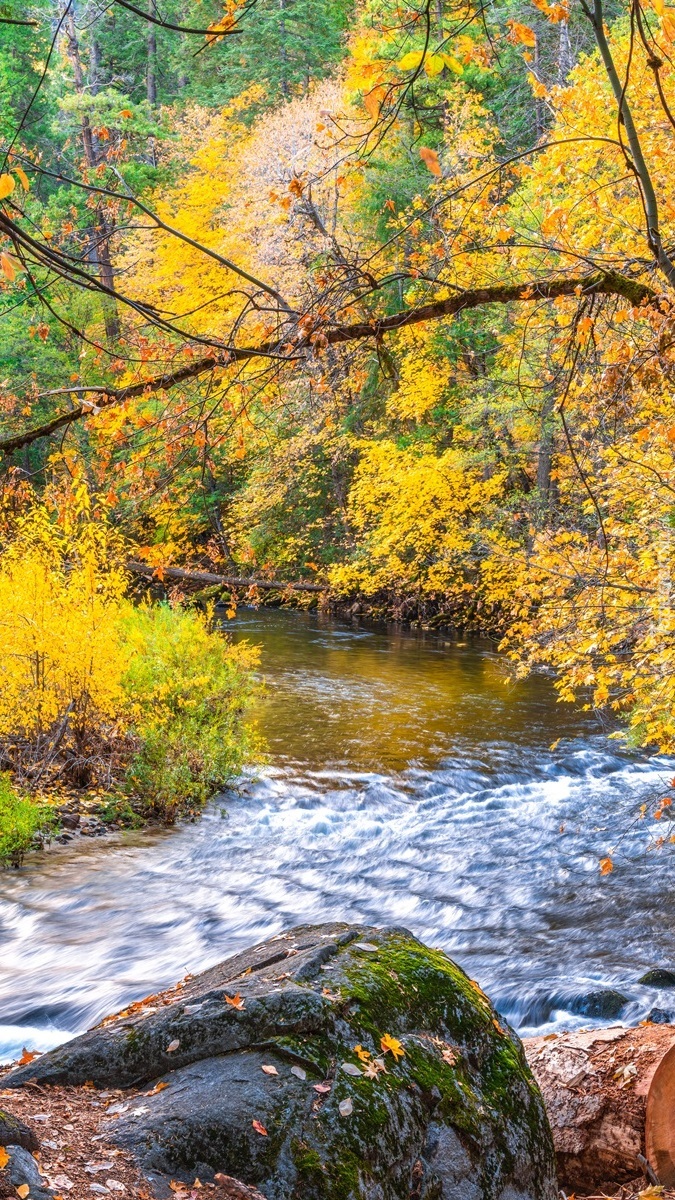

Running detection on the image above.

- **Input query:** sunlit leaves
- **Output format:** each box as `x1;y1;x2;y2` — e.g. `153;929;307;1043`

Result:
0;173;15;199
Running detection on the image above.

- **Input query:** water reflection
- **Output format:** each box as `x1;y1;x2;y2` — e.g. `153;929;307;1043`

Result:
1;609;674;1063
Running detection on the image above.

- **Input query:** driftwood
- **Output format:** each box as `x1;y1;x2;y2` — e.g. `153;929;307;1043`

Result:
126;560;325;593
523;1024;675;1192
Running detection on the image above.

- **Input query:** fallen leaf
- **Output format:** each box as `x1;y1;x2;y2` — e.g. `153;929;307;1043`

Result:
224;993;245;1009
17;1046;39;1065
17;1187;30;1199
380;1033;405;1060
251;1119;268;1136
338;1098;353;1117
341;1062;362;1076
599;857;614;876
261;1064;279;1075
441;1047;457;1065
106;1182;126;1193
353;942;378;952
290;1065;307;1080
144;1081;169;1096
353;1044;371;1062
313;1082;331;1094
321;987;341;1002
363;1057;387;1079
166;1039;180;1053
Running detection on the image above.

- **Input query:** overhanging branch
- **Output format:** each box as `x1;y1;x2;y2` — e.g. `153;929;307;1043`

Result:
0;271;659;456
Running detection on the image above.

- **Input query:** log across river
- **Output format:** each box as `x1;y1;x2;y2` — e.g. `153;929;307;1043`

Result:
2;609;675;1066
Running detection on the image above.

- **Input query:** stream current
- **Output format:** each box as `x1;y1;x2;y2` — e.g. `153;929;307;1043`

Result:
2;608;675;1064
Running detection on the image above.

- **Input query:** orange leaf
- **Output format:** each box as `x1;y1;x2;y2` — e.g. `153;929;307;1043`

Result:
17;1047;39;1065
0;1148;8;1169
251;1119;268;1136
224;992;245;1009
599;857;614;876
0;174;15;199
419;147;441;177
508;19;537;45
15;166;29;191
364;85;386;121
0;253;17;281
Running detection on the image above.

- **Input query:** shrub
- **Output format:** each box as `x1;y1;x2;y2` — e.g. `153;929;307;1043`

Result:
120;603;259;820
0;502;259;830
0;774;54;865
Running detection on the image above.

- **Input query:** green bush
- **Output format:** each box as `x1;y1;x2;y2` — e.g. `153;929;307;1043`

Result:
0;774;54;865
120;604;259;821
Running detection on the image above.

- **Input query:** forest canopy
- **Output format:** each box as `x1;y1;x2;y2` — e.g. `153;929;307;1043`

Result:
2;0;675;755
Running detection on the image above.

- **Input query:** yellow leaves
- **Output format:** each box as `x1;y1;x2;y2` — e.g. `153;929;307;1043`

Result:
507;20;537;46
0;173;15;199
0;1149;9;1169
397;49;463;75
599;856;614;875
397;50;424;70
424;53;445;77
380;1033;405;1060
353;1044;371;1062
16;1185;30;1199
527;72;547;98
661;9;675;38
419;146;442;177
15;167;29;191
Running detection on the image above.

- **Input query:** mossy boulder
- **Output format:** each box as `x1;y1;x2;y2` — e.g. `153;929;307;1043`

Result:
4;923;556;1200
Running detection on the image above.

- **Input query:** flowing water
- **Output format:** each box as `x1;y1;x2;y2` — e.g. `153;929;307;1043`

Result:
2;608;675;1065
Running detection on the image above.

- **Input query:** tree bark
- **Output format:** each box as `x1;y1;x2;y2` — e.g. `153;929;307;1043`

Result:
523;1024;675;1192
147;0;157;106
64;4;120;342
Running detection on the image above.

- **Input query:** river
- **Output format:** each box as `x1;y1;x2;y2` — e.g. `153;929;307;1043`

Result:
2;608;675;1065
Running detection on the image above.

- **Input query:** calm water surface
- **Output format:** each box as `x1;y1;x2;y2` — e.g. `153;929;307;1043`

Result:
2;608;675;1063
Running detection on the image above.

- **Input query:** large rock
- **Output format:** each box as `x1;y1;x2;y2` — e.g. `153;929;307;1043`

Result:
5;923;556;1200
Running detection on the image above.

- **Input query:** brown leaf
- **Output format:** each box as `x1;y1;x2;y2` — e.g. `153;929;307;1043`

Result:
224;993;245;1010
251;1119;268;1136
261;1064;278;1076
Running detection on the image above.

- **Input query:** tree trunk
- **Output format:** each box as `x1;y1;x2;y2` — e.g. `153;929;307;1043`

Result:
523;1024;675;1192
147;0;157;106
64;4;120;342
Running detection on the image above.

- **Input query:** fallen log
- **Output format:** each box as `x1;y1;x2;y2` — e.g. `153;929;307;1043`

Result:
126;560;326;593
523;1024;675;1192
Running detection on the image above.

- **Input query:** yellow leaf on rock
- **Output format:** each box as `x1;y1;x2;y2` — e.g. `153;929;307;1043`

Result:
380;1033;405;1059
17;1187;30;1199
599;857;614;875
